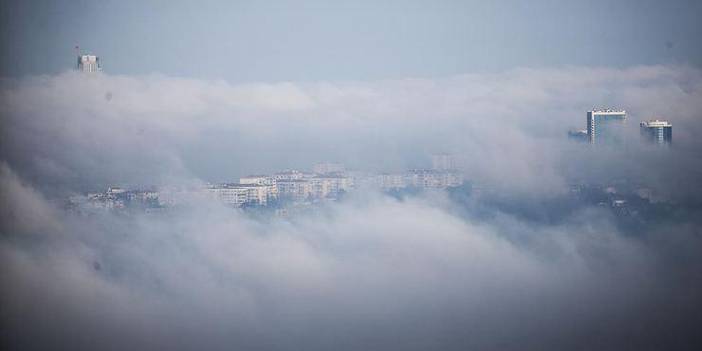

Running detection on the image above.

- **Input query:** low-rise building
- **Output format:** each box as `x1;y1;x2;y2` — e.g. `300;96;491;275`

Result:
308;174;353;198
277;179;312;202
240;175;278;198
207;183;273;207
406;169;463;188
379;173;408;189
273;170;306;181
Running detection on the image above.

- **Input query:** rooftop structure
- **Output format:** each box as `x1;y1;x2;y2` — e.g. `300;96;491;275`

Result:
640;120;672;128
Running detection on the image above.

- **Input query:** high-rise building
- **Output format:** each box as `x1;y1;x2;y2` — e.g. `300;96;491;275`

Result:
587;109;627;144
640;120;672;145
77;55;101;72
431;154;456;171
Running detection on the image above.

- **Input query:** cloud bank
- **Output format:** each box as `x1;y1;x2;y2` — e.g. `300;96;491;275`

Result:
2;65;702;195
2;66;702;350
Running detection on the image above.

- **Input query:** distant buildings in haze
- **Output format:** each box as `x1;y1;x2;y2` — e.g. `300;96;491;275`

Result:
74;157;465;213
77;54;101;73
569;109;673;145
568;129;588;142
640;120;672;145
587;109;627;144
432;154;457;171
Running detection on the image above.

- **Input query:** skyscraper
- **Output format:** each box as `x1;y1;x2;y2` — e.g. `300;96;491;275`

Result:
77;55;101;72
640;120;672;145
587;109;627;144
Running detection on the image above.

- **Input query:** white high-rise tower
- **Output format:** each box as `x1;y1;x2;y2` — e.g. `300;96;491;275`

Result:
77;53;101;72
586;109;627;144
76;45;101;72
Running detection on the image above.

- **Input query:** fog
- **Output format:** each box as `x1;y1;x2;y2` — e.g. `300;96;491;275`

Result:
3;66;702;195
2;66;702;350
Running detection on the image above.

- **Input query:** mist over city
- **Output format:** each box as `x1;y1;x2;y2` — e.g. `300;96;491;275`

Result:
2;1;702;350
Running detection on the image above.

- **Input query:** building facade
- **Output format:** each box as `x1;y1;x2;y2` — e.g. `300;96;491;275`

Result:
587;110;627;144
77;55;101;72
406;169;463;188
432;154;456;171
640;120;672;145
276;179;312;202
240;175;278;198
308;175;353;198
207;183;273;207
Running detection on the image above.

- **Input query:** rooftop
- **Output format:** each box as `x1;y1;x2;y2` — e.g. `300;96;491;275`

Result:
590;109;626;114
641;119;672;127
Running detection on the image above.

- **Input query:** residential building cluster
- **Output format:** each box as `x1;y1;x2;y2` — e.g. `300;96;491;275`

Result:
379;169;463;189
378;154;462;189
207;164;354;206
71;186;159;211
72;159;464;212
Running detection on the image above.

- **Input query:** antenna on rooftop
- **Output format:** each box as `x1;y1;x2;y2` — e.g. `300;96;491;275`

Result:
75;45;80;69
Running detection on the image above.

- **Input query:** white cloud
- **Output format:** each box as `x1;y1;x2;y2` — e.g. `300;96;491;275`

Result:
2;66;702;349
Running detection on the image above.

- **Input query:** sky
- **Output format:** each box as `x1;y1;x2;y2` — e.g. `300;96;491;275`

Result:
2;1;702;350
1;0;702;81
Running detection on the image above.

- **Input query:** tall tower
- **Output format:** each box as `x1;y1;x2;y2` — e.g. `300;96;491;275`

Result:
640;120;672;145
76;46;101;73
587;109;627;144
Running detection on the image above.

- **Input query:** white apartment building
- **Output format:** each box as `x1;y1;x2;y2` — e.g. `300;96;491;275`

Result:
207;183;272;207
273;170;307;181
207;185;248;207
406;169;463;188
240;175;278;198
380;170;462;189
77;55;101;72
308;175;353;198
379;173;407;189
276;179;312;202
587;109;627;144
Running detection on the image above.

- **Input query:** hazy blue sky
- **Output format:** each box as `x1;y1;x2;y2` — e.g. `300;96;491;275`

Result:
1;0;701;81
